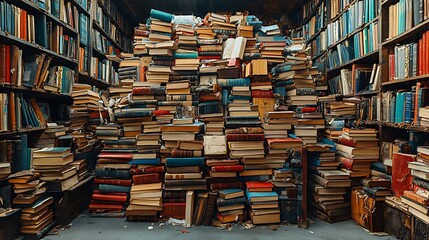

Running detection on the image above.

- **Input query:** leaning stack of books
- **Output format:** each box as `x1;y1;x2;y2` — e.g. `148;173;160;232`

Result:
245;181;280;225
133;23;150;55
336;128;380;186
70;83;101;131
401;146;429;224
310;170;351;223
215;189;246;224
19;196;55;237
90;151;132;217
32;147;79;192
263;111;296;139
8;170;46;206
126;180;163;222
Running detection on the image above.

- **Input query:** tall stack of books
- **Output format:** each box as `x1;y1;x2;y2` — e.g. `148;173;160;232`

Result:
70;84;101;131
401;146;429;224
310;170;351;223
215;189;246;224
336;128;380;186
245;181;280;224
32;147;79;192
90;151;132;217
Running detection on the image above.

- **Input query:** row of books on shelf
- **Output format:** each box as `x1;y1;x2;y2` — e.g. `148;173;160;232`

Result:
300;0;324;21
326;0;352;21
97;0;131;36
381;82;429;125
93;1;131;52
388;30;429;80
302;1;325;40
326;23;378;69
89;57;119;85
326;1;378;47
0;44;74;94
328;63;380;95
386;0;428;41
92;29;121;56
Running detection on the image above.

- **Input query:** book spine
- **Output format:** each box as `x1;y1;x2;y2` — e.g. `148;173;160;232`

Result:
98;184;131;193
132;173;163;184
94;178;132;186
226;134;265;141
130;166;165;175
92;193;128;202
95;168;131;179
211;165;244;172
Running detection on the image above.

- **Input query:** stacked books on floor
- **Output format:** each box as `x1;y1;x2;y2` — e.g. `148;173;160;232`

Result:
215;189;246;224
310;170;351;223
401;146;429;224
246;181;280;224
8;171;55;237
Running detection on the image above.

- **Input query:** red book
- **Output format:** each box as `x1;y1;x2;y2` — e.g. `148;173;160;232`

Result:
20;10;27;40
91;194;128;203
98;152;134;159
0;44;6;83
161;202;186;219
89;203;123;211
198;55;221;60
132;87;151;96
130;165;165;175
297;107;318;113
392;153;416;197
210;182;243;191
5;45;10;84
246;181;274;192
153;110;171;116
92;190;127;196
424;31;429;74
389;54;395;81
199;92;221;102
89;111;108;119
226;133;265;142
211;165;244;172
259;41;286;48
251;90;274;98
94;178;132;186
132;173;163;184
171;149;199;158
266;138;302;148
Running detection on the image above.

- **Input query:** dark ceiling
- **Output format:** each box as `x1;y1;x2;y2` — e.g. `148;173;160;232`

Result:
117;0;304;26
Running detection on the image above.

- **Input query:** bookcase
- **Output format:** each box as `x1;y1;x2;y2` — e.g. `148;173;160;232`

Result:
76;0;132;89
299;0;429;231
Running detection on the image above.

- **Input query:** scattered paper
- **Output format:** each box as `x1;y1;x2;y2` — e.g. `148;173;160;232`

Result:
148;226;154;230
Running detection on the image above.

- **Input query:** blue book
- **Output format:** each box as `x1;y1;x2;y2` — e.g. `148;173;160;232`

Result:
173;52;198;59
95;168;130;179
218;189;243;197
79;13;88;46
114;110;152;118
246;191;278;201
395;92;405;123
98;184;131;193
150;9;173;23
222;89;229;105
165;157;205;167
51;0;60;17
34;14;48;48
229;95;251;101
217;78;250;87
404;92;412;123
129;158;160;165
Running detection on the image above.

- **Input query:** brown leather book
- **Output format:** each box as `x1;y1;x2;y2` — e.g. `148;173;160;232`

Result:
8;93;16;130
10;46;19;85
0;44;6;83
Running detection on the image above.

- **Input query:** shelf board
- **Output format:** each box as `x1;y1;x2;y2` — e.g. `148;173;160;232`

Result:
0;31;78;67
327;50;379;75
5;0;78;35
327;17;379;52
78;72;110;89
382;19;429;46
381;122;429;133
92;20;124;52
0;84;73;104
0;126;46;138
381;74;429;88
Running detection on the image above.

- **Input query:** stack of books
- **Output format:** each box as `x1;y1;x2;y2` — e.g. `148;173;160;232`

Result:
263;111;296;139
198;85;223;119
127;181;163;222
215;189;246;223
266;138;303;169
228;86;259;117
419;107;429;127
310;170;351;223
19;196;55;237
161;191;187;219
258;37;286;64
308;150;338;172
399;146;429;223
70;84;101;131
245;181;280;224
95;124;122;141
336;128;380;185
32;147;78;191
166;80;193;105
8;170;46;206
133;23;150;55
90;151;132;217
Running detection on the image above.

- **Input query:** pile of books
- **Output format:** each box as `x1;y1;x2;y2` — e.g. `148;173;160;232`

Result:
32;147;78;192
336;128;380;185
8;170;46;206
401;146;429;224
215;189;246;224
19;196;55;237
310;170;351;223
246;181;280;224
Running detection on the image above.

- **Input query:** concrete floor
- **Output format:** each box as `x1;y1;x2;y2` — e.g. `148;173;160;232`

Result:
43;212;396;240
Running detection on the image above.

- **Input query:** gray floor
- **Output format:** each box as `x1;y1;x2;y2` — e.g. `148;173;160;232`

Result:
43;212;396;240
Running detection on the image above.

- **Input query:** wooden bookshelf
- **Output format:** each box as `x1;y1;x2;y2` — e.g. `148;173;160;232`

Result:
0;31;79;68
0;85;73;103
92;20;125;52
329;0;357;22
381;19;429;46
381;75;429;88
